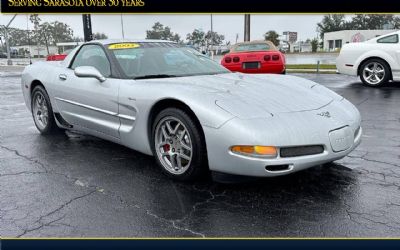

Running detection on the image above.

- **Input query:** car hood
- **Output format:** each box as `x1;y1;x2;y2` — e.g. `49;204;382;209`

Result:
141;73;334;118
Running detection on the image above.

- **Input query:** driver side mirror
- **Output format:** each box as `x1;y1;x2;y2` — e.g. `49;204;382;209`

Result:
74;66;106;82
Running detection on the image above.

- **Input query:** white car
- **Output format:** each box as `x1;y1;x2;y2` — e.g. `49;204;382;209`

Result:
336;31;400;87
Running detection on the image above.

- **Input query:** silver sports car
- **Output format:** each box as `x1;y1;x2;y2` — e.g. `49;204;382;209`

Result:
21;39;362;181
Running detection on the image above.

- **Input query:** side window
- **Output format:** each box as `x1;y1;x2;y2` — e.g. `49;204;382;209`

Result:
71;45;111;77
377;34;399;44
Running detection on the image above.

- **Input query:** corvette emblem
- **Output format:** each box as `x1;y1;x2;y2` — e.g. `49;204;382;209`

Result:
317;111;331;118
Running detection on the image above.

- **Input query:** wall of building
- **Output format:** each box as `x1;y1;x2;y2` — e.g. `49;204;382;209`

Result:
323;30;396;51
13;45;58;58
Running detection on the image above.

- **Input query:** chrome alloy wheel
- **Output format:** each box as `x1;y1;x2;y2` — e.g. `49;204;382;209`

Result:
154;116;193;175
32;92;49;130
362;62;386;85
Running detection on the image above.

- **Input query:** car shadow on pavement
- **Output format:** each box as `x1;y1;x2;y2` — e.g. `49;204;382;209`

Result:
26;131;360;235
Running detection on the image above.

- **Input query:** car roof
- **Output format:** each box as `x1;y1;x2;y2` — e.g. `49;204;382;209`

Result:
87;39;177;45
230;40;278;52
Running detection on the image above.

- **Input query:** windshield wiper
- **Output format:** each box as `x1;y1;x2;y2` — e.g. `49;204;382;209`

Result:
134;74;177;80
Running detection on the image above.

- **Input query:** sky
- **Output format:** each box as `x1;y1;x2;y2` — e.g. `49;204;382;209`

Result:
0;14;326;43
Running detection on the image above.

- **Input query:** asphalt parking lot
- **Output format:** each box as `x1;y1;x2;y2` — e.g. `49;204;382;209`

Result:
1;69;400;237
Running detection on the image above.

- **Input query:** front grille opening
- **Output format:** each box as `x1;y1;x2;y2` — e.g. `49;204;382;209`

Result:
280;145;324;158
265;165;290;172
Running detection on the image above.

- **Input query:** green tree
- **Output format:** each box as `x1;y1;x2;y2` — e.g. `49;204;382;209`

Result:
349;14;400;29
72;36;84;42
205;31;225;46
316;14;346;39
93;32;108;40
51;21;74;44
186;29;205;47
310;38;319;53
264;30;280;46
37;22;53;54
186;29;225;49
29;15;74;55
146;22;181;42
5;28;30;46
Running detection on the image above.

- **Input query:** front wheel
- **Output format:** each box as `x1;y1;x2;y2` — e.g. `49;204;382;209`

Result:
360;59;390;87
151;108;207;181
31;85;62;134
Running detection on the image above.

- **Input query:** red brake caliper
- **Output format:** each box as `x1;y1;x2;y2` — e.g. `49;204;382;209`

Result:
163;144;170;152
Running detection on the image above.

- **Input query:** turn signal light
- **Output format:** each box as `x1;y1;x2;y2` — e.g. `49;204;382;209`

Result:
230;145;277;158
224;57;232;63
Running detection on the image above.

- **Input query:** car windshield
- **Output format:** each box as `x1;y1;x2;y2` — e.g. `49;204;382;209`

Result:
233;43;271;52
108;42;230;79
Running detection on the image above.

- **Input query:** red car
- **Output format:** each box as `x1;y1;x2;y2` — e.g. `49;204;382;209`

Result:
221;40;286;74
46;49;72;61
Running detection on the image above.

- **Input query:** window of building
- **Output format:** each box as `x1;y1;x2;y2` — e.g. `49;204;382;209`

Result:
328;40;334;50
334;40;342;49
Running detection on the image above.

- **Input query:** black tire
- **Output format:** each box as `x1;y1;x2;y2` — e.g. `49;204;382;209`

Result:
359;58;391;87
31;85;62;135
151;107;207;181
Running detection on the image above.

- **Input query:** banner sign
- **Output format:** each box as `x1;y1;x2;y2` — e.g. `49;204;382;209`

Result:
1;0;399;13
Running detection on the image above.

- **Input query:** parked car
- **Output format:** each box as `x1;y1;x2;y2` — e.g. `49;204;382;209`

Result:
46;49;73;61
336;31;400;87
21;40;361;182
221;40;286;74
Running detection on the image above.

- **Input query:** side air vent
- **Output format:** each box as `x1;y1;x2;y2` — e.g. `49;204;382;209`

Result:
280;145;324;158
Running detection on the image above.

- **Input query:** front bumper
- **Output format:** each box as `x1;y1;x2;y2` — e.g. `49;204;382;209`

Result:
336;55;358;76
203;101;362;177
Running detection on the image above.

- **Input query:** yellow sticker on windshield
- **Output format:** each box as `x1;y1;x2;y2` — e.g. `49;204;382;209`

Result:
108;43;140;50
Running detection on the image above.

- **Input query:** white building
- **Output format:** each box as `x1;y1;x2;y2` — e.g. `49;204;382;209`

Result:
323;29;397;51
292;41;312;53
13;45;58;58
10;41;82;58
56;42;83;53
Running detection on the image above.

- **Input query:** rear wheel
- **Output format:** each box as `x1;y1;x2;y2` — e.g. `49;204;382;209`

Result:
151;108;207;181
360;59;390;87
31;85;62;134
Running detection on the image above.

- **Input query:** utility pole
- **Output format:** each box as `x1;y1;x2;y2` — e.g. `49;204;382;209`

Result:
244;14;250;42
3;14;18;65
120;14;125;39
82;14;93;42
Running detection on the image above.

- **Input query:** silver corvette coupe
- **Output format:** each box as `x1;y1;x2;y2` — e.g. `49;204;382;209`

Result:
21;40;362;181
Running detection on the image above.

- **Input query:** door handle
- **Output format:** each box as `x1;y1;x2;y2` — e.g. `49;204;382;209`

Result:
59;74;67;81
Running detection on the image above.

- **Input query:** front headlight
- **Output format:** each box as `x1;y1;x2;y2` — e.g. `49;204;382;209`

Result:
230;145;278;158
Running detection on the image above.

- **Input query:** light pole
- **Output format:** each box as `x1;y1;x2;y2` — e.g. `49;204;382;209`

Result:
120;14;125;39
244;14;250;42
82;14;93;42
